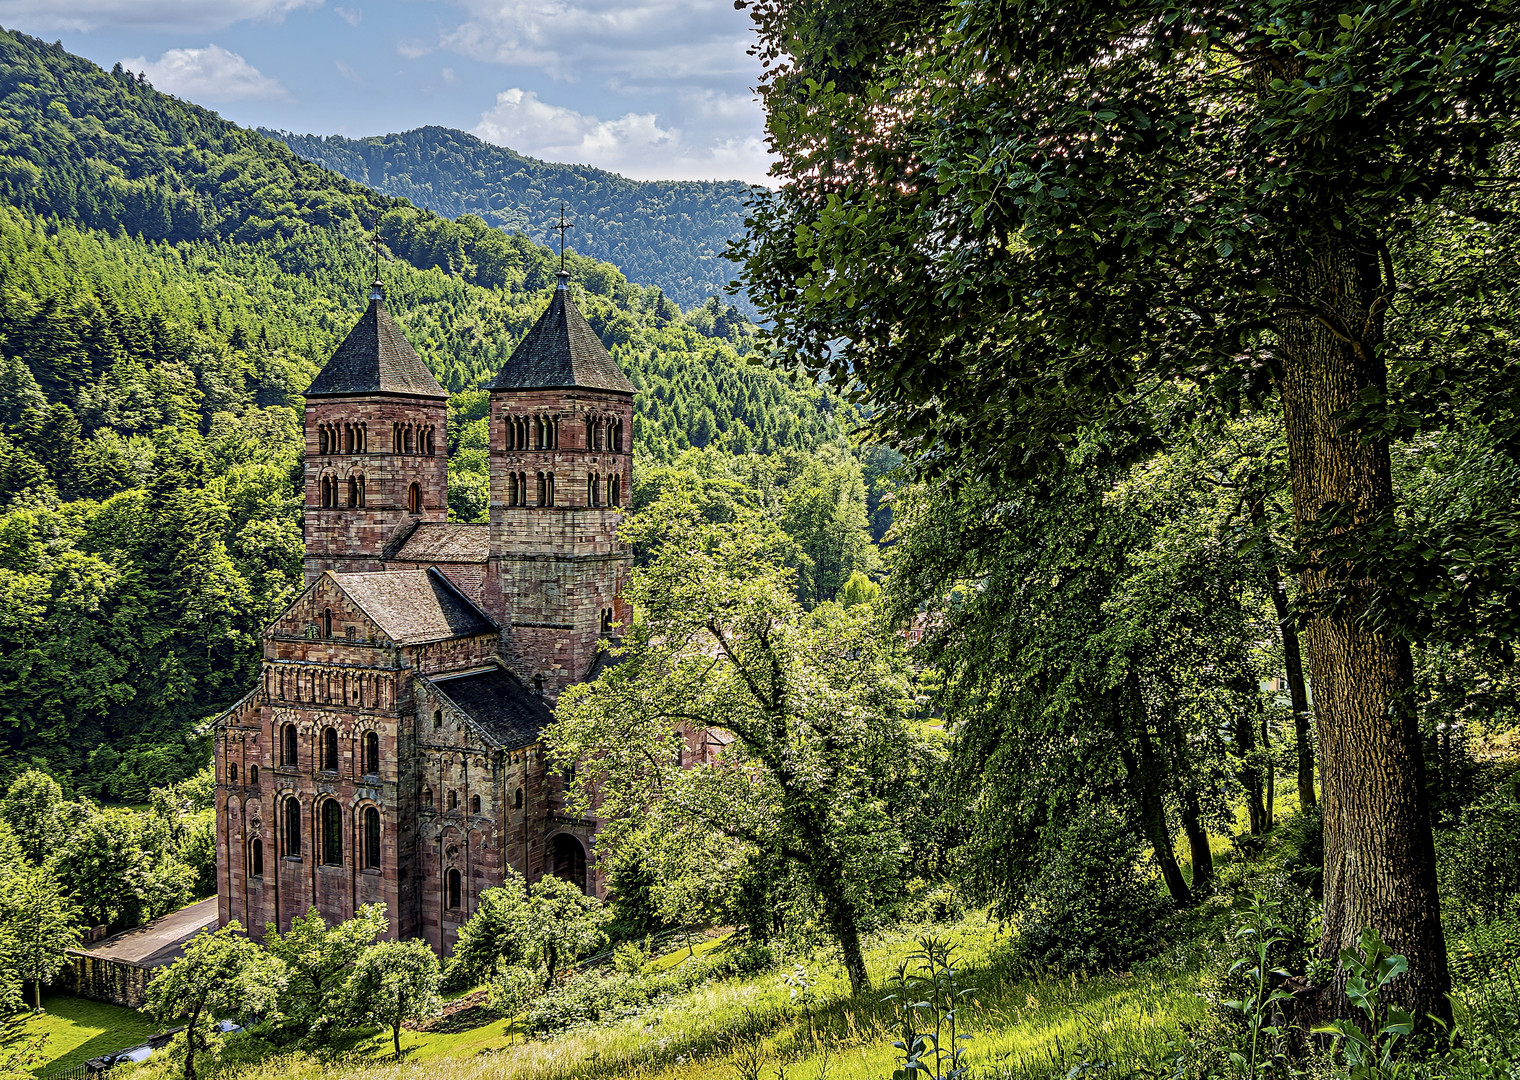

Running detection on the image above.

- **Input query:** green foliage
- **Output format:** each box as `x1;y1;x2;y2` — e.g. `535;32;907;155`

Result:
519;875;611;988
446;876;530;991
342;939;442;1059
551;486;930;994
884;936;972;1080
1;862;81;1010
1437;787;1520;931
269;126;753;311
264;904;389;1035
1015;807;1171;976
486;962;540;1020
1314;929;1416;1080
146;922;286;1080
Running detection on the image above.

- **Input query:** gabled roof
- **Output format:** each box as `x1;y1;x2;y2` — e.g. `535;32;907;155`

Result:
428;665;553;750
329;568;494;645
381;521;490;564
305;283;448;399
485;273;634;395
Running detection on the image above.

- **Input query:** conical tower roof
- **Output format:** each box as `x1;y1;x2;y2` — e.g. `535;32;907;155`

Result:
305;282;447;399
486;272;634;395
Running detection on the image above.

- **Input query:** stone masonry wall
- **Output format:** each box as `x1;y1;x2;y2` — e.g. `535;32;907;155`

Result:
304;394;448;584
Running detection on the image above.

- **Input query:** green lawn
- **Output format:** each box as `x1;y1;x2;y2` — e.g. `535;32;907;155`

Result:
24;995;158;1075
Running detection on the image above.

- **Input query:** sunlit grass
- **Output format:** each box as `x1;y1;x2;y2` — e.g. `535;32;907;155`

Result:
25;995;159;1074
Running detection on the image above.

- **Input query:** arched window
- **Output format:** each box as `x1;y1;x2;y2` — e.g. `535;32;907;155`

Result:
408;483;422;514
392;424;401;454
551;416;560;448
249;764;259;785
250;837;263;877
507;472;518;505
356;424;366;453
321;799;342;865
321;608;333;637
423;787;434;808
612;419;623;452
433;709;443;730
321;726;338;771
229;762;238;783
514;787;523;810
319;427;329;456
319;475;333;507
364;807;381;869
611;475;621;506
426;428;435;455
513;417;524;449
447;790;458;811
600;608;613;635
536;472;546;506
471;794;481;814
585;416;595;447
281;723;297;767
533;416;543;450
587;473;597;507
546;473;555;506
284;798;302;856
446;868;461;910
404;427;414;455
364;731;379;776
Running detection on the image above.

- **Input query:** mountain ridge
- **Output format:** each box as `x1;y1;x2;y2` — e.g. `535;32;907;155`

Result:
265;125;756;310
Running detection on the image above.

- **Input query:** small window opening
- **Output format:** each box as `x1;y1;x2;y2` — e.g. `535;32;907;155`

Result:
424;787;434;808
281;723;298;766
514;787;523;810
365;731;379;775
447;868;461;910
364;807;381;869
471;794;481;814
408;482;422;514
321;608;333;637
250;837;263;877
229;762;238;783
249;764;259;785
321;799;342;865
321;726;338;771
536;472;547;506
345;625;357;642
611;475;621;506
433;709;443;730
284;798;302;856
447;790;458;811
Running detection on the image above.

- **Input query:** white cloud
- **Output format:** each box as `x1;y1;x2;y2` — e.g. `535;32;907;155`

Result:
118;44;292;103
335;59;360;82
0;0;320;33
472;88;769;185
396;37;433;59
334;5;360;26
441;67;457;85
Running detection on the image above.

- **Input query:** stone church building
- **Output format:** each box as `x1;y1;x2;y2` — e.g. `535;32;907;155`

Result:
213;269;634;953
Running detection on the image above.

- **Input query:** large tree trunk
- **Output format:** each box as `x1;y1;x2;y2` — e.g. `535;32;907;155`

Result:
812;851;870;994
1275;234;1450;1025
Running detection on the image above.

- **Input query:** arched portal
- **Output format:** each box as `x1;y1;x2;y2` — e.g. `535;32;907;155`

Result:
550;833;587;894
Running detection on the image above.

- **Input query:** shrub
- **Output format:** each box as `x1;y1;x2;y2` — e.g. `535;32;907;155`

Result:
612;940;647;977
1016;807;1171;973
486;962;541;1018
1439;787;1520;930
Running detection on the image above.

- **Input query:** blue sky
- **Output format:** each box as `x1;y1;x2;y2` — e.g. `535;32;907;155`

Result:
0;0;771;184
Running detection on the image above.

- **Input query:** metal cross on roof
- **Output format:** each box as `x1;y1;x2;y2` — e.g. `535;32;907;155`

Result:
554;202;573;273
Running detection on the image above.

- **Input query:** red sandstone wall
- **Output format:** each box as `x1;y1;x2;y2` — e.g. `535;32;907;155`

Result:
304;395;448;584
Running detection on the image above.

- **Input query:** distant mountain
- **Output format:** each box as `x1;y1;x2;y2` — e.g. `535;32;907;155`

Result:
265;127;755;310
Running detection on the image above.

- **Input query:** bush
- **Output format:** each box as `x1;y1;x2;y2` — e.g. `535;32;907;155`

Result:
612;940;646;977
1261;806;1323;897
1439;787;1520;930
486;962;541;1018
1016;807;1172;973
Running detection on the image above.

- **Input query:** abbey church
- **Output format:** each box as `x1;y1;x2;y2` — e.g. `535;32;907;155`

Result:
213;268;633;954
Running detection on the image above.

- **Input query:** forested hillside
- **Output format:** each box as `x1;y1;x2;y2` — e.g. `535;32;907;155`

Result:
268;127;753;310
0;26;861;801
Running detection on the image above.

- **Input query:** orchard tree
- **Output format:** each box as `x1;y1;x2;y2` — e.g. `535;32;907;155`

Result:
550;488;929;993
343;939;441;1059
737;0;1520;1022
264;903;387;1026
0;770;77;864
519;874;609;988
448;875;530;989
3;863;81;1009
145;923;285;1080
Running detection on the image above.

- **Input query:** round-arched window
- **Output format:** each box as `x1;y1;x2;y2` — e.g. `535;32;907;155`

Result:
321;799;342;865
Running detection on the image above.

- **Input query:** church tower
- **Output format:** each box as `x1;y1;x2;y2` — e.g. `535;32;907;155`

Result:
302;281;449;583
484;270;634;700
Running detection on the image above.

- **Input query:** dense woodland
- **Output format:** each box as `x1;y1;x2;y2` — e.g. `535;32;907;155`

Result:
0;26;884;803
268;127;753;311
5;7;1520;1080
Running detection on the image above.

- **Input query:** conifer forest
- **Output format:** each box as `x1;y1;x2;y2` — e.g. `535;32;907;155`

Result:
2;5;1520;1080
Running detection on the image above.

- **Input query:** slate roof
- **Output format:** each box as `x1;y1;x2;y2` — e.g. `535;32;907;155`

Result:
485;274;634;394
306;284;448;399
382;522;490;564
330;568;495;645
428;665;553;750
